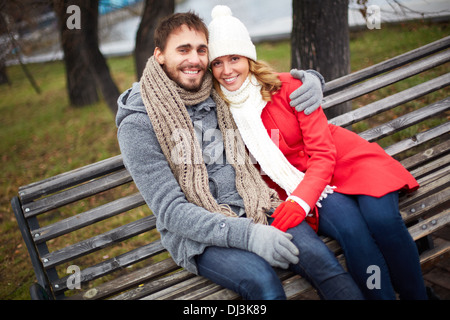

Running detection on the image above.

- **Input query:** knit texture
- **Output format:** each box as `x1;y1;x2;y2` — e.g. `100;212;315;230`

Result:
207;5;257;62
140;56;281;224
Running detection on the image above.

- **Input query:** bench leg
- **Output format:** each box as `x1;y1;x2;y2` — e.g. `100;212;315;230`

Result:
11;196;53;299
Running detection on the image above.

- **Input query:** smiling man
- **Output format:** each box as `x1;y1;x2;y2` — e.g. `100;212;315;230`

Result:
154;23;209;91
115;11;363;300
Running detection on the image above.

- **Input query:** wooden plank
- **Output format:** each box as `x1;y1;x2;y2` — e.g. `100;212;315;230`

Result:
141;275;212;300
409;209;450;241
420;239;450;270
68;258;180;300
402;161;449;201
409;153;450;181
384;122;450;156
400;186;450;223
41;215;156;269
23;169;133;218
53;240;166;295
322;49;450;110
19;155;124;203
200;287;239;300
324;36;450;94
358;97;450;143
32;192;145;244
400;167;449;208
175;282;224;300
400;140;450;172
329;73;450;128
112;269;195;300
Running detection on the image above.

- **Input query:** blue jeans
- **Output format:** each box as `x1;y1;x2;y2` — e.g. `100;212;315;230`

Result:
318;191;428;300
195;220;364;300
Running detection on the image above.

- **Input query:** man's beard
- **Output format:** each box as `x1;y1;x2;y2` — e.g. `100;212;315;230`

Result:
162;64;206;92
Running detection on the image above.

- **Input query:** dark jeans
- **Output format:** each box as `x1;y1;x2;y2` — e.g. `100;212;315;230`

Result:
195;220;364;300
318;191;428;300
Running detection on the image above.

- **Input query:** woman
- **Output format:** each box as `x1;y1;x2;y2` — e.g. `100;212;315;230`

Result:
208;5;428;300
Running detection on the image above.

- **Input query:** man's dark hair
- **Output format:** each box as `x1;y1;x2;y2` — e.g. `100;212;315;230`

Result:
154;11;209;52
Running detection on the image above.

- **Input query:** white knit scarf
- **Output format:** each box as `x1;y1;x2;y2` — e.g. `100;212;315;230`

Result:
221;75;334;207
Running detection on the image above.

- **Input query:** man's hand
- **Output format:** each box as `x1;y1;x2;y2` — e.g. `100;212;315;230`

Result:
290;69;324;115
248;224;299;269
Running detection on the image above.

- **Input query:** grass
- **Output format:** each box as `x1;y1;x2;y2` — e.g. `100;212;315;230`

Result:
1;19;448;300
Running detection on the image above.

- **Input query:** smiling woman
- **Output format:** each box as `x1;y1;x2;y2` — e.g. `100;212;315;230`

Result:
211;55;250;92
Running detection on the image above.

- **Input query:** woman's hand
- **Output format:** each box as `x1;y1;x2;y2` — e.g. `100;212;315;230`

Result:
271;200;307;232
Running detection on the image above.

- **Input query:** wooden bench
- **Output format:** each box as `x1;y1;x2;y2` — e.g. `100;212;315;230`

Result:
12;36;450;300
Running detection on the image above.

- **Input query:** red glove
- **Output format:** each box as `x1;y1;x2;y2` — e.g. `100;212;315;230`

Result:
305;206;319;233
271;200;307;232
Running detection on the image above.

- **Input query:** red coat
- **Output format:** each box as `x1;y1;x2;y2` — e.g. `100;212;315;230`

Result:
259;73;419;209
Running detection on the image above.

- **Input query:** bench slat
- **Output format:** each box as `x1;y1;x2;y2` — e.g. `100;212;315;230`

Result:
67;258;181;300
23;169;133;218
53;239;166;295
329;73;450;127
419;239;450;270
409;209;450;241
32;192;145;244
174;281;224;300
400;186;450;223
41;215;156;269
322;49;450;109
140;274;212;300
409;153;450;181
111;269;195;300
401;168;449;208
324;36;450;94
400;140;450;172
359;97;450;142
19;155;125;203
384;121;450;156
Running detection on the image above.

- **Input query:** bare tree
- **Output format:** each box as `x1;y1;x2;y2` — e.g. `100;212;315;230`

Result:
291;0;351;118
134;0;174;79
53;0;119;113
0;0;43;90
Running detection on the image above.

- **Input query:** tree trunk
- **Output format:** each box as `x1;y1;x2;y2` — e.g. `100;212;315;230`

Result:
291;0;351;118
54;0;120;113
82;0;120;114
134;0;174;80
54;0;99;106
0;61;10;86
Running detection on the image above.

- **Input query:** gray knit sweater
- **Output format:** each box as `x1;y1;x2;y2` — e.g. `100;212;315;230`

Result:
116;82;255;274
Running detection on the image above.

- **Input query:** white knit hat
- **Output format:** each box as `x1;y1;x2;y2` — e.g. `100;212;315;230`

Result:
208;5;257;62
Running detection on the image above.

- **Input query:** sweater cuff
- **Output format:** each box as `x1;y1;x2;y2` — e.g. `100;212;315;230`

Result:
287;195;311;215
225;217;253;250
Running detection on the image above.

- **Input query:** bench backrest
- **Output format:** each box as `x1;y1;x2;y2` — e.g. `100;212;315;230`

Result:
12;36;450;299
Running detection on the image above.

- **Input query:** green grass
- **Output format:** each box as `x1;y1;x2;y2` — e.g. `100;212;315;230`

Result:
1;19;448;300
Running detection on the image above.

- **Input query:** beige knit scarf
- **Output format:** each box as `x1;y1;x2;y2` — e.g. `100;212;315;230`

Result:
140;56;281;224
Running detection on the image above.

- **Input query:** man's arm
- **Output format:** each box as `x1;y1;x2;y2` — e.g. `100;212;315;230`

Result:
117;111;252;248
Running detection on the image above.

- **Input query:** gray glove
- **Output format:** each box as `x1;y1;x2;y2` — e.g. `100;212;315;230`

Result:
289;69;324;115
248;224;299;269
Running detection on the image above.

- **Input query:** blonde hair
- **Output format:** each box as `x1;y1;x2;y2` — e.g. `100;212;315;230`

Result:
213;59;282;103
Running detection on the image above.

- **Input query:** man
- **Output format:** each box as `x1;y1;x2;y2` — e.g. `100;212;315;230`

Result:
116;11;363;300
